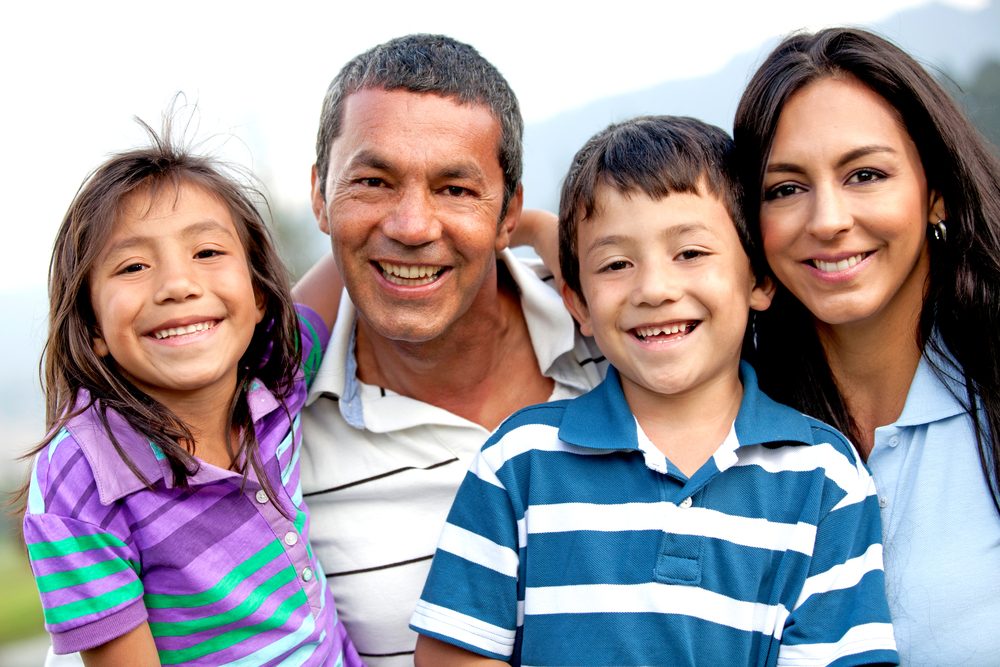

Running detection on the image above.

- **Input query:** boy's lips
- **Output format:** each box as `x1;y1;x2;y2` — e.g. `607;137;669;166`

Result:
375;261;448;287
632;320;699;342
147;319;220;340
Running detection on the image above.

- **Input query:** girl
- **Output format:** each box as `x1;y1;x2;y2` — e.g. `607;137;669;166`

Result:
20;120;363;667
734;28;1000;666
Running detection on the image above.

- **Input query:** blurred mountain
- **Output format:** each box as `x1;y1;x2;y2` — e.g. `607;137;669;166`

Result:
521;0;1000;210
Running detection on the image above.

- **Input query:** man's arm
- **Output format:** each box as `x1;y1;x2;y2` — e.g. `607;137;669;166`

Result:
415;635;507;667
80;622;160;667
292;252;344;333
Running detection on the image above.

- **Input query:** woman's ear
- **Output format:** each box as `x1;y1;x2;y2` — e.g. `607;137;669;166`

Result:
928;190;946;224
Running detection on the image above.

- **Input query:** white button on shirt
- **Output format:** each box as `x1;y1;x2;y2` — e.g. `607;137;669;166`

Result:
255;490;268;504
679;497;693;509
284;532;298;546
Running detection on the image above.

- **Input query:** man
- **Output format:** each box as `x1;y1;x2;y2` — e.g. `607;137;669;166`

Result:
296;35;606;667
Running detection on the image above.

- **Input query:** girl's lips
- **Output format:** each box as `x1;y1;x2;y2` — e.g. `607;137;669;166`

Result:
147;319;220;341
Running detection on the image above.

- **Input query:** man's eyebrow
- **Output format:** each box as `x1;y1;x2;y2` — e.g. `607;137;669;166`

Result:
346;150;395;173
767;145;897;174
436;164;488;182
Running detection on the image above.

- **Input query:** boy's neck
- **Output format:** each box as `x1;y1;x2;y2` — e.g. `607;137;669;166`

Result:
620;365;744;478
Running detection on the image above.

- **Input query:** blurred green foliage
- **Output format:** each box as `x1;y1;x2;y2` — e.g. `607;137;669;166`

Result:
0;538;45;645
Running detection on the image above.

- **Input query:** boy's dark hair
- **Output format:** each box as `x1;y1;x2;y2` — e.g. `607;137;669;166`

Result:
315;33;523;221
558;116;758;300
16;115;300;516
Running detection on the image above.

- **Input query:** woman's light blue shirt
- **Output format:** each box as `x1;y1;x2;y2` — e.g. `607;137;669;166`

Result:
868;350;1000;666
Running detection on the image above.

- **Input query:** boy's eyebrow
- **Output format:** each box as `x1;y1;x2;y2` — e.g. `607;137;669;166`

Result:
585;223;712;257
767;144;897;174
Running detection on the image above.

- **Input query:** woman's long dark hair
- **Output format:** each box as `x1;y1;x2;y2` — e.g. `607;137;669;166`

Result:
734;28;1000;515
15;116;300;515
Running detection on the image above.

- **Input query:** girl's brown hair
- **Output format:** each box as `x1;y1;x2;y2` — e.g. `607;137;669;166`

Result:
18;115;300;513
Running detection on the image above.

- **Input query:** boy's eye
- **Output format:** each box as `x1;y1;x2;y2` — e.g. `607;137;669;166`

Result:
678;250;704;261
602;260;630;272
763;183;803;201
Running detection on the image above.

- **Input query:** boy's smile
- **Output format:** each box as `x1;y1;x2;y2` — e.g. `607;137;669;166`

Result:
88;182;265;411
563;184;773;406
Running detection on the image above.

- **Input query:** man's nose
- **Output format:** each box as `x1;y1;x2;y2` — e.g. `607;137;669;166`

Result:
382;188;443;246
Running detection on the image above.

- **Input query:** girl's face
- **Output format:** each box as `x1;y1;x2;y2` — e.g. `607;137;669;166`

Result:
89;182;265;409
759;76;945;333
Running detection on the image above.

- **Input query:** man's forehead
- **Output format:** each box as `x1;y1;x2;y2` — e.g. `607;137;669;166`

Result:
329;88;504;174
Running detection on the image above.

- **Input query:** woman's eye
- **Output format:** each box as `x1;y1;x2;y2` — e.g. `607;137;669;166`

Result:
764;183;802;201
847;169;885;184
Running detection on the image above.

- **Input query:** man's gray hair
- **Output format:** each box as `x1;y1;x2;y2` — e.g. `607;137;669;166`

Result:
314;34;523;219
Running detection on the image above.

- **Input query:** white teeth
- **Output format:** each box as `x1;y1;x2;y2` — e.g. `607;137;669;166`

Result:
152;321;216;340
378;261;444;286
634;323;692;340
813;253;865;273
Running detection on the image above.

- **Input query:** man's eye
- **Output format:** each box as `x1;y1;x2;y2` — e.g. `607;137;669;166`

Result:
361;178;384;187
445;186;468;196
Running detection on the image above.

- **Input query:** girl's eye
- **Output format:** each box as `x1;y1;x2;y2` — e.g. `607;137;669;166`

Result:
678;250;703;261
847;169;886;184
763;183;803;201
195;249;222;259
120;263;145;274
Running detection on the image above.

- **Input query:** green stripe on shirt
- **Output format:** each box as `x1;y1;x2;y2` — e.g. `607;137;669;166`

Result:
28;533;127;561
35;557;140;593
44;579;144;625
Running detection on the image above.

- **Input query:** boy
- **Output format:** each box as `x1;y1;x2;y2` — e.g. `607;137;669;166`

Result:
408;117;898;666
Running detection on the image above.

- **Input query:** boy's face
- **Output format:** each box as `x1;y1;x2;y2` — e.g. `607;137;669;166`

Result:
562;183;774;403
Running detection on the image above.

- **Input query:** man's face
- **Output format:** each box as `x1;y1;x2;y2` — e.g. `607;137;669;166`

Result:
313;88;519;343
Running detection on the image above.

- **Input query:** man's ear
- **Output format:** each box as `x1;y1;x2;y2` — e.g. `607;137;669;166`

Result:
311;164;331;235
749;275;776;313
495;183;523;252
560;281;594;337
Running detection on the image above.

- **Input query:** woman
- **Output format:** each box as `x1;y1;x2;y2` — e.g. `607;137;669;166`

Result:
734;28;1000;666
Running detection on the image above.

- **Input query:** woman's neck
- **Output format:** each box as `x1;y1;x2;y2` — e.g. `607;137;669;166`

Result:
817;311;923;459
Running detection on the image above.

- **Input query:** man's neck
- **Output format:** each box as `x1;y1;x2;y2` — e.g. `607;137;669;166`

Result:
353;259;555;430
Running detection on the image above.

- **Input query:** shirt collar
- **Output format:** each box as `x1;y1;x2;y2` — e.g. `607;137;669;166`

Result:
305;249;582;422
69;382;283;505
559;361;815;451
893;344;969;428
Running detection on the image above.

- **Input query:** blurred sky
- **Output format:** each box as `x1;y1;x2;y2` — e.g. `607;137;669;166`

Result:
0;0;987;296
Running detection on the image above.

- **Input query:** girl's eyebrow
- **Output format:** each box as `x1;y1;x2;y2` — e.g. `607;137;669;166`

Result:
102;220;235;258
767;144;897;174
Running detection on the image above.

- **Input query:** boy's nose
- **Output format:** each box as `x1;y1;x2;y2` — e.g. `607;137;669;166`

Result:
631;262;682;307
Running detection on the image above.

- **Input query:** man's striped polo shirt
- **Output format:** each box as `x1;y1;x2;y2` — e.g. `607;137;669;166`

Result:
411;362;899;666
23;306;363;666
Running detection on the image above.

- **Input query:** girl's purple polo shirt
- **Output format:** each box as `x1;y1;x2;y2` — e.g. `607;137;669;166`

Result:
23;306;364;667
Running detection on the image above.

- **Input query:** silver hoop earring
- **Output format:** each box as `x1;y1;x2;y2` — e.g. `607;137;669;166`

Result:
931;218;947;243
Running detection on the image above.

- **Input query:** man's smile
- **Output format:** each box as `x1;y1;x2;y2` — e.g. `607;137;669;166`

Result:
376;261;447;286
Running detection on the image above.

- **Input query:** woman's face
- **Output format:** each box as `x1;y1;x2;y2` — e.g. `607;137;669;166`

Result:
759;76;945;332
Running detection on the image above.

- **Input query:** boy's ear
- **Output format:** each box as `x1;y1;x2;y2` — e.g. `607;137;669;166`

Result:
311;165;330;235
749;275;776;312
560;281;594;337
495;183;523;253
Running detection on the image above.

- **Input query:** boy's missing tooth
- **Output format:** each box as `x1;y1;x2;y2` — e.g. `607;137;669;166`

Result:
410;116;898;667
